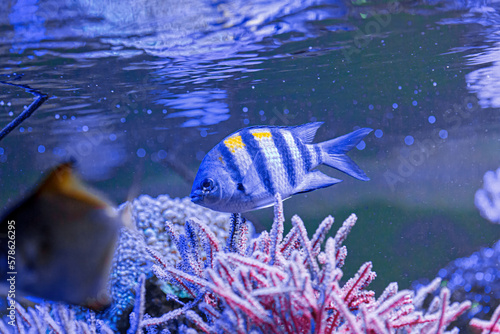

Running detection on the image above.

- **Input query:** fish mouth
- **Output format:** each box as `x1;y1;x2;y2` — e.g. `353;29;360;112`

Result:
190;190;204;203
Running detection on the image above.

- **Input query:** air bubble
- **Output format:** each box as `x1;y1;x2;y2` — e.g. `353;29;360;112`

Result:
136;148;146;158
439;129;448;139
404;135;414;145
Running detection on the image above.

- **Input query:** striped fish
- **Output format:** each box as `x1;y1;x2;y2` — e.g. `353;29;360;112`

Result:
190;122;372;213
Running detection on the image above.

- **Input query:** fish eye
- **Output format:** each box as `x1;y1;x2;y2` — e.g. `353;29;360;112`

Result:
201;178;215;191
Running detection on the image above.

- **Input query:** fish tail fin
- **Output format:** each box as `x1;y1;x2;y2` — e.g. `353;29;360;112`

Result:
318;128;372;181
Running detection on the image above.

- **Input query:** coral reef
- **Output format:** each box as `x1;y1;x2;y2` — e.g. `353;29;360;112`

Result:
130;195;231;253
106;224;150;326
475;167;500;224
133;194;473;333
105;194;232;327
2;192;500;333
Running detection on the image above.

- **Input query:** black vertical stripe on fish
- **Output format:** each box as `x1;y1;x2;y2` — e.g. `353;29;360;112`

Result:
270;129;297;188
315;145;322;165
218;140;243;183
293;135;311;172
240;129;276;195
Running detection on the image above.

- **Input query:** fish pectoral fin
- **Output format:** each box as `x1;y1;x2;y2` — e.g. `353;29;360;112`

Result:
294;170;342;195
240;147;268;196
240;164;261;196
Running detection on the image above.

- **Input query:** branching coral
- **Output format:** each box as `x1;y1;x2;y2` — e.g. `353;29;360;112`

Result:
475;167;500;224
133;194;472;333
0;300;113;334
470;304;500;333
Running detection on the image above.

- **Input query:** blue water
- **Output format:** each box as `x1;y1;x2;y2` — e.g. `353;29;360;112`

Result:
1;0;500;294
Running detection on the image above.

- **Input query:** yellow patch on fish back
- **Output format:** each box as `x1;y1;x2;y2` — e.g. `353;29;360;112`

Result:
252;131;272;140
224;135;245;153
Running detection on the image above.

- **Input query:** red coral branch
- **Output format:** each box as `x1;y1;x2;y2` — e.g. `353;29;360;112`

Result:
469;303;500;334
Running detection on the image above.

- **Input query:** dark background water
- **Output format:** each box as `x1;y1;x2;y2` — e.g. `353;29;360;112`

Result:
1;0;500;295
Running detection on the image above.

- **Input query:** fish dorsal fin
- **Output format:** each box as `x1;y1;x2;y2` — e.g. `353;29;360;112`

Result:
294;170;342;195
36;163;111;209
289;122;324;144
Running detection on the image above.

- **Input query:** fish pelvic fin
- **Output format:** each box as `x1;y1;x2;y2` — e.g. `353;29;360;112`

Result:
295;170;343;195
319;128;372;181
289;122;324;143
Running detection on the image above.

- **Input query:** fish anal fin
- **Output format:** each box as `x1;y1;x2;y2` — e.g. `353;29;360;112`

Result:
294;170;342;195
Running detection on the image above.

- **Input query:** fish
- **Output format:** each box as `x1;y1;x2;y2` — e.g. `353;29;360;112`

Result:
190;122;372;213
0;162;126;309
